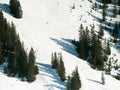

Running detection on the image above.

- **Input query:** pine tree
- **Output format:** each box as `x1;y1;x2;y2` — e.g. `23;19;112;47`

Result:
70;67;81;90
51;52;59;69
101;72;105;85
66;75;71;90
9;0;23;18
17;43;28;78
77;25;89;60
90;27;104;70
27;47;36;82
58;53;66;81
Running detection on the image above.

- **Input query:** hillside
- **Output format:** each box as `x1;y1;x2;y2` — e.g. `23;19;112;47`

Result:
0;0;120;90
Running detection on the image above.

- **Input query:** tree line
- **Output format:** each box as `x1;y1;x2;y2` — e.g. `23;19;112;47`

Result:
0;10;38;82
72;24;111;70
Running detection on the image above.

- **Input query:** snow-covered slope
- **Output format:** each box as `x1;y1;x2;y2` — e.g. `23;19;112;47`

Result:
0;0;120;90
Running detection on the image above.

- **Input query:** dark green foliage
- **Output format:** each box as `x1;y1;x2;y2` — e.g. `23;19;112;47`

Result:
74;24;110;70
102;0;112;4
51;52;66;82
90;31;104;70
0;10;38;82
58;53;66;81
66;75;71;90
9;0;23;18
27;48;37;82
51;52;59;69
67;67;81;90
77;25;89;60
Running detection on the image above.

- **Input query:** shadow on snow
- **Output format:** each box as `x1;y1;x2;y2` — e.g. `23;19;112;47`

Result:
50;38;79;57
0;3;11;14
36;62;66;90
87;78;101;84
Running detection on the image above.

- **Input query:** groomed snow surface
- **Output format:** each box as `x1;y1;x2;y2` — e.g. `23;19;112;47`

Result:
0;0;120;90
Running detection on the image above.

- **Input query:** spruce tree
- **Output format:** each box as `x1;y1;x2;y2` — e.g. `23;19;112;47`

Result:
27;47;36;82
51;52;59;69
9;0;23;18
58;53;66;81
17;43;28;78
66;75;71;90
70;67;81;90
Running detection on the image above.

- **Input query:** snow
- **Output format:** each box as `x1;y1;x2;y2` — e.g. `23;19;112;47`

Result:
0;0;120;90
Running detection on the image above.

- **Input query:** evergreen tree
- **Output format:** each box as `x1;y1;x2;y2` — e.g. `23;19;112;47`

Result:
77;25;89;60
17;43;28;78
66;75;71;90
90;27;104;70
27;47;37;82
58;53;66;81
51;52;59;69
9;0;23;18
70;67;81;90
0;9;38;82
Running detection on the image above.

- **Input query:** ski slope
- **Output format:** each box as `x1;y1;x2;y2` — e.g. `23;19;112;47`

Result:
0;0;120;90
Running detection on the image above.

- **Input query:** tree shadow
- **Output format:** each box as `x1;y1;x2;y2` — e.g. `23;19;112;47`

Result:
0;3;10;14
50;38;79;57
111;74;116;78
36;62;66;90
86;11;102;22
87;78;101;84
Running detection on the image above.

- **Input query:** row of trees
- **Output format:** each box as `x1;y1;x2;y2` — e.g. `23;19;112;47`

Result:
73;24;110;70
0;10;38;82
51;52;81;90
9;0;23;18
